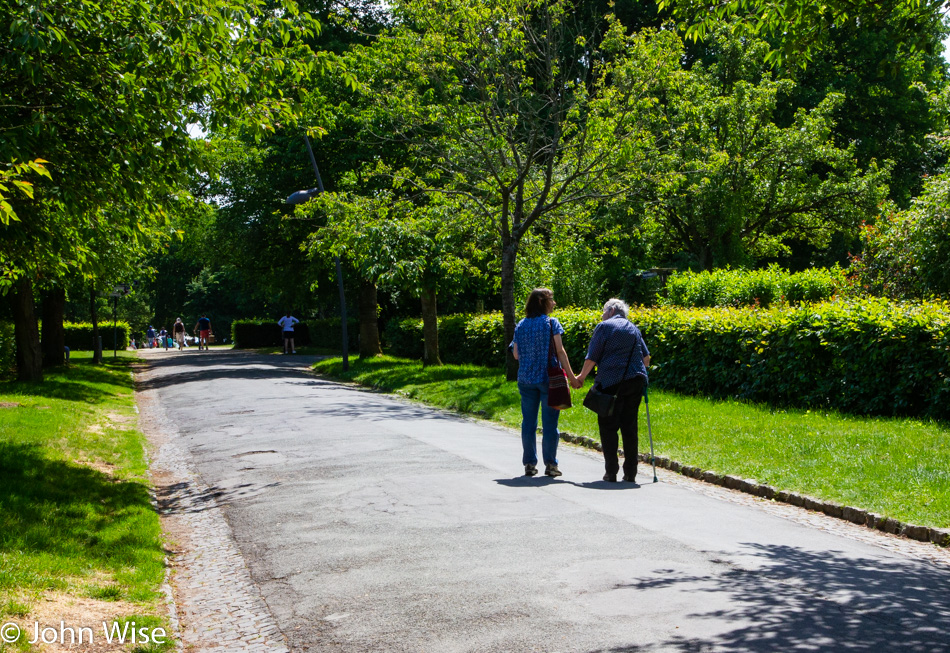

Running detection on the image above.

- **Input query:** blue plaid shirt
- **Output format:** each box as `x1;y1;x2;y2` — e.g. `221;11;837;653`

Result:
513;316;564;385
585;315;649;389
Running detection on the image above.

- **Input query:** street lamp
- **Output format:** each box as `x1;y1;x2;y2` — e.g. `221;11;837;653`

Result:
286;135;349;371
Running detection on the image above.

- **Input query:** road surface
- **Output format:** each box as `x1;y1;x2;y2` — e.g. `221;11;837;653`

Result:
136;349;950;652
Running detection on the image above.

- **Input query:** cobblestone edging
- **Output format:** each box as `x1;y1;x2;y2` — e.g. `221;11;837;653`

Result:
557;431;950;549
137;374;290;653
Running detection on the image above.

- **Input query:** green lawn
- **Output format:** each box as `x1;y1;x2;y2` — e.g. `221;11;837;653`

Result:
0;353;172;650
314;355;950;529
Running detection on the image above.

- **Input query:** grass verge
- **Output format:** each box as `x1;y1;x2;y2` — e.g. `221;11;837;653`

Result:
0;351;173;651
314;355;950;530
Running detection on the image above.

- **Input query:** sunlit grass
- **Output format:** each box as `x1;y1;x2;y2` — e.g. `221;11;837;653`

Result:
314;355;950;528
0;355;172;648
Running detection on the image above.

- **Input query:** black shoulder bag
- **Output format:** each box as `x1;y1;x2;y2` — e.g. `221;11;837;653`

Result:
581;336;637;418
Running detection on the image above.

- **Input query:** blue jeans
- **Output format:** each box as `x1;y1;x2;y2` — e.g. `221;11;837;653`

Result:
518;381;560;466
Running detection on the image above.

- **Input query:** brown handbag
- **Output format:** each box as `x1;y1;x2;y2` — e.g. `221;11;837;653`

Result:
547;319;572;410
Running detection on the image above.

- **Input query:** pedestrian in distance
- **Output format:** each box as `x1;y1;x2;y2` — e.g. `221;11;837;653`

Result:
146;325;156;348
194;315;212;351
173;318;186;351
511;288;577;478
278;311;299;354
572;299;651;484
159;327;169;350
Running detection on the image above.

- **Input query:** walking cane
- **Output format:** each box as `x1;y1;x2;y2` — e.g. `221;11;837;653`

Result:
644;384;658;483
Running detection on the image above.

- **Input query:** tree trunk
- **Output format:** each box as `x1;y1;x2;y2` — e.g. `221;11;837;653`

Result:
41;286;66;367
9;278;43;382
501;241;519;381
358;277;382;359
90;287;102;365
420;287;442;367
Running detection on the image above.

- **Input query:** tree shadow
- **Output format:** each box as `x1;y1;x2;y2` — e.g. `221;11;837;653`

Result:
585;542;950;652
0;443;161;584
0;361;135;403
155;480;282;515
135;351;322;391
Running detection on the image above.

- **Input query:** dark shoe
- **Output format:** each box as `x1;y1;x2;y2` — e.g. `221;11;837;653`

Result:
622;474;637;483
603;473;617;482
544;464;562;478
525;464;538;477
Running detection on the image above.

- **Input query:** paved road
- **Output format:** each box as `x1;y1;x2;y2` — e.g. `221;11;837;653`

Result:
138;350;950;653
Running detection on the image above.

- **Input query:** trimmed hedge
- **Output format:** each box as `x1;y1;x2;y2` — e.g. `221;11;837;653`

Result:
63;321;130;351
232;318;361;350
661;266;845;308
387;300;950;419
232;319;311;348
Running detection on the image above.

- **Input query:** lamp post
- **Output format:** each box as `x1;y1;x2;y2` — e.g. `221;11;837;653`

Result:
286;135;349;371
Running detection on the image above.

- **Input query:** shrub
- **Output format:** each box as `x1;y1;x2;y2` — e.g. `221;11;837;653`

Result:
850;175;950;299
386;300;950;420
661;266;844;308
63;322;130;351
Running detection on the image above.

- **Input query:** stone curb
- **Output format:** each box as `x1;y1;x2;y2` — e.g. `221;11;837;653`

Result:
557;431;950;548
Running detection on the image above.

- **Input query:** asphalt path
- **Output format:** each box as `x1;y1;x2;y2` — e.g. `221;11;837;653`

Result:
139;349;950;653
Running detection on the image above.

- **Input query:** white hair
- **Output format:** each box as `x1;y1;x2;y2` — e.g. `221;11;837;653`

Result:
603;298;629;318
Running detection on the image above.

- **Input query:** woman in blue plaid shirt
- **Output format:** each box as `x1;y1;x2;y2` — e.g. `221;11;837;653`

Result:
512;288;578;478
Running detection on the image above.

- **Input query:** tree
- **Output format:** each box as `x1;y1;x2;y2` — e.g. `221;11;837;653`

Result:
850;172;950;299
659;0;947;68
642;35;889;270
307;187;485;365
778;9;949;207
347;0;684;379
0;0;322;380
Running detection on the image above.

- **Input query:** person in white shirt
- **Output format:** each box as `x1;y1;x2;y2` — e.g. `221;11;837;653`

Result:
278;312;300;354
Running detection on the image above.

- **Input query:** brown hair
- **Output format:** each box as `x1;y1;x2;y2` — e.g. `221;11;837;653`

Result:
524;288;554;318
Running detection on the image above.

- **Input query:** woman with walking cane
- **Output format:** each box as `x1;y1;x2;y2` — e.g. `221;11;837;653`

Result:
572;299;651;483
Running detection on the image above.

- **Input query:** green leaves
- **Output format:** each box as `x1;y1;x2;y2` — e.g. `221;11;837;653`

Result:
662;266;846;308
0;159;50;225
851;172;950;299
658;0;942;69
642;30;889;270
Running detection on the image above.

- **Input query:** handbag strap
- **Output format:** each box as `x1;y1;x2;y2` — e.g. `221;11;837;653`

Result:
548;317;561;370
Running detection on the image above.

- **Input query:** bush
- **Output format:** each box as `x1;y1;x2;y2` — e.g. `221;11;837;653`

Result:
0;321;13;379
232;319;311;348
850;174;950;299
388;313;508;366
661;266;844;308
63;322;130;351
386;300;950;420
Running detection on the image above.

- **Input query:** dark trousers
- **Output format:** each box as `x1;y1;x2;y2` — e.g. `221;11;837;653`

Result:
597;376;645;478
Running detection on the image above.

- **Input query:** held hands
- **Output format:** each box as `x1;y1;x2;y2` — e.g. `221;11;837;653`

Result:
570;374;585;389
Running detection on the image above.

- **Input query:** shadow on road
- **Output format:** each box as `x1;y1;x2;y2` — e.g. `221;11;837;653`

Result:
156;480;282;514
586;543;950;653
494;477;644;490
135;350;322;391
